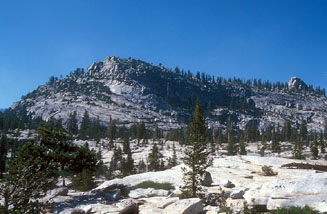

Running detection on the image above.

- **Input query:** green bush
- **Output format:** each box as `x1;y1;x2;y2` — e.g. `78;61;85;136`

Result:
129;181;174;191
71;169;96;192
262;165;277;176
269;206;321;214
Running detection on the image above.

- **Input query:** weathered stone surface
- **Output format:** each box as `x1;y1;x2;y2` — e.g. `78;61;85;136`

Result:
129;188;169;199
51;187;69;197
230;188;248;199
163;198;203;214
223;180;235;188
202;171;213;187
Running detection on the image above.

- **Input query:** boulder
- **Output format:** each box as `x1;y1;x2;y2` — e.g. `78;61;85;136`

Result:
202;171;213;187
164;198;203;214
129;188;169;199
51;187;69;197
244;173;327;213
230;188;248;199
223;180;235;188
103;188;121;201
119;199;139;214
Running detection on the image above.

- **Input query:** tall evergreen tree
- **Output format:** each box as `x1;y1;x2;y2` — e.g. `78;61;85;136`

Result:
180;100;212;198
67;111;78;135
106;119;117;147
148;144;162;171
168;143;178;167
0;134;7;178
80;110;91;140
226;117;237;156
1;142;58;214
311;133;319;160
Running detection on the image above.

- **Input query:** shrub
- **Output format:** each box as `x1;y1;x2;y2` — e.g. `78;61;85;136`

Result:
262;165;277;176
129;181;174;191
71;169;96;192
269;206;321;214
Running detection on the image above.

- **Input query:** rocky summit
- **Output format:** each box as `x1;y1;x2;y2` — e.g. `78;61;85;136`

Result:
9;56;327;132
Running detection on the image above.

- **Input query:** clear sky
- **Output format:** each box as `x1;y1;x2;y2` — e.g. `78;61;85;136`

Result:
1;0;327;108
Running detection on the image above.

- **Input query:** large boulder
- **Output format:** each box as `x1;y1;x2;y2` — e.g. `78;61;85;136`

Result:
202;171;213;187
223;180;235;188
164;198;203;214
230;188;248;199
129;188;169;199
51;187;69;197
244;173;327;213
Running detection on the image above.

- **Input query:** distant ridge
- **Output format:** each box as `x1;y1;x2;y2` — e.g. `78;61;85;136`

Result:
7;56;327;131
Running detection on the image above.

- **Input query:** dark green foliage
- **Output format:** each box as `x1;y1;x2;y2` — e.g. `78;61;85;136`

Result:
0;142;58;214
129;181;174;191
168;143;178;168
0;134;7;178
79;110;91;140
262;165;277;176
137;122;146;140
269;206;321;214
67;111;78;135
38;125;76;186
148;144;162;171
121;150;134;176
180;100;212;198
311;133;319;160
71;169;96;192
226;117;237;156
69;143;99;174
138;159;146;173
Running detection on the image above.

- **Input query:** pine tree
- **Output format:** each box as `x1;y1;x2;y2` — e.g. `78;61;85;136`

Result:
80;110;91;140
1;142;58;214
271;128;281;153
320;131;325;153
106;119;117;148
294;135;304;159
123;135;131;154
226;117;237;156
311;133;319;160
148;144;162;171
67;111;78;135
0;134;7;178
168;143;178;168
122;150;134;176
138;159;146;173
180;100;212;198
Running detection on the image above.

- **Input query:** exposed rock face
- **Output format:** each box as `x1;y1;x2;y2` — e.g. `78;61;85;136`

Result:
163;198;203;214
288;76;308;91
243;173;327;212
202;171;213;187
10;56;327;132
128;188;170;199
51;187;69;197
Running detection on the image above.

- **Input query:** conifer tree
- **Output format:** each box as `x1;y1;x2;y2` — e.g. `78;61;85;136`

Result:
1;142;58;214
138;159;146;173
0;134;7;178
148;144;162;171
311;133;319;160
180;100;212;198
271;128;281;153
80;110;91;140
226;117;237;156
294;135;304;159
122;150;134;176
320;131;325;153
106;119;117;147
67;111;78;135
168;143;178;168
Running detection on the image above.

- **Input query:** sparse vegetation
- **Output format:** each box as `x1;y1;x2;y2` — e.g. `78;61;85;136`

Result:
129;181;174;191
262;165;278;176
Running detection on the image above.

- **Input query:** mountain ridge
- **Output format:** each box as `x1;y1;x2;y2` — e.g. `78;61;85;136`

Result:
9;56;327;131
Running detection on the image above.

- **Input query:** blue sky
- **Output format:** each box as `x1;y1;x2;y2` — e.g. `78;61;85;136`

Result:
0;0;327;108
